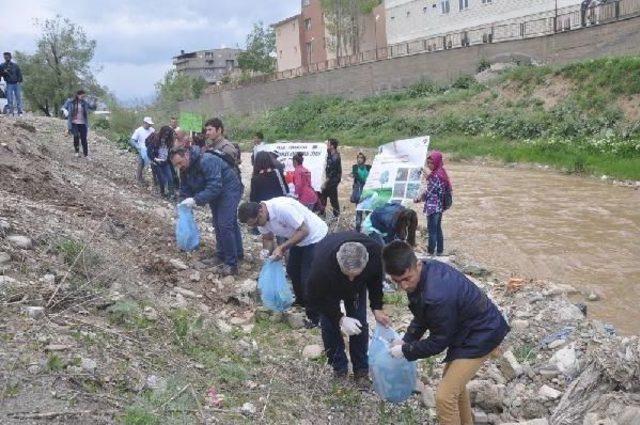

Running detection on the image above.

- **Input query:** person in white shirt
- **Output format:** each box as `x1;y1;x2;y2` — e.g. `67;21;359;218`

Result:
130;117;155;185
238;196;328;327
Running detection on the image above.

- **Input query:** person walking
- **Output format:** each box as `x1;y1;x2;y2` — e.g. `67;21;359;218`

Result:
351;152;371;231
382;241;509;425
249;151;289;203
306;231;389;382
362;201;418;247
62;90;97;158
292;152;319;210
0;52;23;116
130;117;155;185
414;151;452;256
172;146;244;276
146;126;176;199
238;197;328;326
320;138;342;218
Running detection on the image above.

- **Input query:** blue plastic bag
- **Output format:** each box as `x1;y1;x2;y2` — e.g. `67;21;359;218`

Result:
175;204;200;251
257;260;293;312
369;326;417;403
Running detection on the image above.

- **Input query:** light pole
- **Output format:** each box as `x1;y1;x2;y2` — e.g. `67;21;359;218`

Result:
374;14;380;60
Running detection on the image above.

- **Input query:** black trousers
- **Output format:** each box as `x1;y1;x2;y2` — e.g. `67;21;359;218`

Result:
72;124;88;156
320;184;340;217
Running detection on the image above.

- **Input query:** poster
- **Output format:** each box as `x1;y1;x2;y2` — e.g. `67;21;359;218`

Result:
179;112;203;133
255;142;328;192
356;136;430;211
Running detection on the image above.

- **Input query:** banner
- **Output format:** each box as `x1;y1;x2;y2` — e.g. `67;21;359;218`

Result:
356;136;430;211
255;142;327;192
179;112;203;133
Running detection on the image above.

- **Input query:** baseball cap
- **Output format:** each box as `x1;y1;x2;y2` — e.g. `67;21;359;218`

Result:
143;117;154;125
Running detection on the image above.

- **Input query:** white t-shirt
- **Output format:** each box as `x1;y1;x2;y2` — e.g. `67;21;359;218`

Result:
258;197;328;247
131;126;155;150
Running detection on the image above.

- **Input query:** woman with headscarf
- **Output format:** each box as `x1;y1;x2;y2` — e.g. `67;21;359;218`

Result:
414;151;452;256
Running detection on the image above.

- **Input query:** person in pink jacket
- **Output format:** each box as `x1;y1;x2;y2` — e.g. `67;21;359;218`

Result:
292;152;319;210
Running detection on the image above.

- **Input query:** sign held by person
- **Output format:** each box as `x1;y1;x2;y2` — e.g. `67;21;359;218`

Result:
255;142;327;193
179;112;203;133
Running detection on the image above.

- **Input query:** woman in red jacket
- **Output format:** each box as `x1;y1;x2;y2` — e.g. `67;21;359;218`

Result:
292;152;319;210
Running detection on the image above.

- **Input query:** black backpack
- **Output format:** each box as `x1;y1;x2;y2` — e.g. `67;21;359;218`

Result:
443;186;453;211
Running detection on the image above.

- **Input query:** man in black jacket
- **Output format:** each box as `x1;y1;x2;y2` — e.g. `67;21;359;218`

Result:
320;138;342;217
382;241;510;425
306;231;390;381
0;52;23;116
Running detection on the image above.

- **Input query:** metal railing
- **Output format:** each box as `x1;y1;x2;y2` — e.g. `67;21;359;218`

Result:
205;0;640;95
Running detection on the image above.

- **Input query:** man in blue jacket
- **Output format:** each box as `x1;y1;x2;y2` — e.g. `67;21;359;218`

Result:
171;146;244;276
0;52;23;116
382;241;509;425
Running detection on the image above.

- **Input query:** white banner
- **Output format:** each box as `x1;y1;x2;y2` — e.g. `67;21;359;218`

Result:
255;142;327;193
357;136;430;211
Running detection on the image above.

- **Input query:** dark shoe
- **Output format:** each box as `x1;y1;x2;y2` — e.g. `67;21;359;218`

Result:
303;318;319;329
353;370;371;389
219;265;238;277
333;370;348;382
200;257;224;267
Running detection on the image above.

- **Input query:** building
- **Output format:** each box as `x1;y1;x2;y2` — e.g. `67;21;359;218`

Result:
385;0;583;46
173;48;242;84
273;15;304;72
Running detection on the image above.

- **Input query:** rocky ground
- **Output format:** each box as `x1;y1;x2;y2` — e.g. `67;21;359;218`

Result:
0;115;638;425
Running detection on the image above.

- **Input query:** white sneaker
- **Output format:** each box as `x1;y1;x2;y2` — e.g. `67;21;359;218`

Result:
75;152;80;158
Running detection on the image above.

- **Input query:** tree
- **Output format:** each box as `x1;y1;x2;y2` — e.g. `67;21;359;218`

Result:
321;0;382;58
15;16;104;116
154;69;207;116
237;22;276;74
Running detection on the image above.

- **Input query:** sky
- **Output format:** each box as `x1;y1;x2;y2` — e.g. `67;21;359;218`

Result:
2;0;300;104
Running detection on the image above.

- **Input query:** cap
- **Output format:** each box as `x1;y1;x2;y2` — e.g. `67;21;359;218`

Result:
143;117;154;125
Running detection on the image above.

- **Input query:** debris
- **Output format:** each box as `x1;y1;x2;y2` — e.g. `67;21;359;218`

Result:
44;344;70;352
506;277;526;293
174;287;199;298
23;306;45;319
0;251;11;265
7;235;34;250
81;358;98;374
499;350;523;381
302;344;323;360
285;312;306;330
206;386;224;407
241;402;256;415
549;345;579;376
421;386;436;408
538;384;562;400
189;271;201;282
143;306;158;321
169;259;188;270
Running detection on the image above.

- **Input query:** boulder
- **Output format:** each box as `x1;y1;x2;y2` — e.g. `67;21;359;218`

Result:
7;235;34;250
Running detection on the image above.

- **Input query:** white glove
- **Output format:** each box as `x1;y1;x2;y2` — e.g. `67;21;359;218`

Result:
259;249;270;261
339;317;362;336
180;198;196;208
390;344;405;359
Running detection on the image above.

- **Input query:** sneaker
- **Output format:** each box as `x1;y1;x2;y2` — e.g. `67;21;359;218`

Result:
75;152;80;158
218;265;238;277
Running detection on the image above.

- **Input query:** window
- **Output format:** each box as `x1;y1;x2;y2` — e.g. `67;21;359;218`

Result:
226;60;234;69
459;0;468;10
406;11;411;17
304;18;311;30
440;0;450;13
482;0;492;3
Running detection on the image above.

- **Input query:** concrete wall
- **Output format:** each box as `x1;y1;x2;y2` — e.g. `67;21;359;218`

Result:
180;16;640;118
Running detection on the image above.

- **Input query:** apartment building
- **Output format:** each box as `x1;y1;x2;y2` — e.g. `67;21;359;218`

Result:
385;0;583;45
173;48;242;84
273;15;304;72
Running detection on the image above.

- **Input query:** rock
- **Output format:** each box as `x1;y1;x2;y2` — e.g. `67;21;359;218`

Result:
241;402;256;415
169;259;188;270
467;380;505;411
242;324;255;333
502;420;548;425
23;306;45;319
548;339;566;350
473;409;489;424
67;365;83;374
189;271;201;282
499;350;523;381
0;252;10;265
0;276;17;285
7;235;34;250
81;357;98;374
587;291;600;301
550;345;579;376
618;407;640;425
421;386;436;408
236;279;258;298
221;275;235;285
254;307;271;321
538;365;560;378
302;344;323;360
543;283;578;296
171;293;188;308
146;375;167;391
537;384;561;400
27;364;40;374
285;312;306;330
174;287;198;298
230;317;248;325
143;306;158;321
45;344;70;351
512;319;529;330
42;274;56;285
461;264;490;278
216;320;233;334
0;219;11;233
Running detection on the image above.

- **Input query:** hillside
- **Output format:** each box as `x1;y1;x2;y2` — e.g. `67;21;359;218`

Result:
227;56;640;181
0;116;638;424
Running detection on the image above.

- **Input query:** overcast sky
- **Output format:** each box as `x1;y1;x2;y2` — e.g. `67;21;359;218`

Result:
3;0;300;104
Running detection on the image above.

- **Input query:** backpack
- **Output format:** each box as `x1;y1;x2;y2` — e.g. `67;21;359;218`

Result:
206;148;242;180
442;186;453;211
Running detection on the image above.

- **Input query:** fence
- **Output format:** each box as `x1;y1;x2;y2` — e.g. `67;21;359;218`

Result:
206;0;640;95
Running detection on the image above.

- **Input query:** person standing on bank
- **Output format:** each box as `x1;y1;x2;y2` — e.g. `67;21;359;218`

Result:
171;145;244;276
0;52;23;116
238;197;328;326
320;138;342;218
146;126;176;199
130;117;155;185
382;241;509;425
62;90;97;158
249;151;289;203
306;231;390;381
414;151;451;256
292;152;319;210
351;152;371;231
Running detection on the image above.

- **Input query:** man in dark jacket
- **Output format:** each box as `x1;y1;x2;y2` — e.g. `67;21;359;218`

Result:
320;138;342;217
0;52;23;116
382;241;510;425
171;146;244;276
306;231;390;381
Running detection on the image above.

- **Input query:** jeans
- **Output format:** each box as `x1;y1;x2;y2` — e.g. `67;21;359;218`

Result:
72;123;88;156
5;83;23;115
320;285;369;374
427;212;444;255
320;184;340;217
287;242;319;323
151;162;173;196
211;188;243;268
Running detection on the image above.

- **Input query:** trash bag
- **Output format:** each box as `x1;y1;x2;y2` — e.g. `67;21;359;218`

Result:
175;204;200;251
369;325;417;403
257;260;293;312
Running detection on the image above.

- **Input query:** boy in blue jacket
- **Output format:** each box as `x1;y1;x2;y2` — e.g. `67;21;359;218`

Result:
382;241;509;425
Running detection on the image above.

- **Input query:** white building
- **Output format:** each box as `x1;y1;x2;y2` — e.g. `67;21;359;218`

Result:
385;0;584;46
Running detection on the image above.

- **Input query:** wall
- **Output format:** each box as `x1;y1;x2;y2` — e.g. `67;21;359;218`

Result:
179;16;640;117
274;16;303;72
385;0;582;45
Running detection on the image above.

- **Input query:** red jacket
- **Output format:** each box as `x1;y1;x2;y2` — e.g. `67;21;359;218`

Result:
293;165;318;205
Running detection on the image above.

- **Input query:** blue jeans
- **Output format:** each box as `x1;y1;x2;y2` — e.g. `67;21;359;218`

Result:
6;83;23;115
320;286;369;374
71;123;88;156
427;212;443;255
211;188;243;268
152;162;173;195
286;242;319;323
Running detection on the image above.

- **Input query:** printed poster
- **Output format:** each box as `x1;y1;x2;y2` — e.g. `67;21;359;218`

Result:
255;142;328;192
